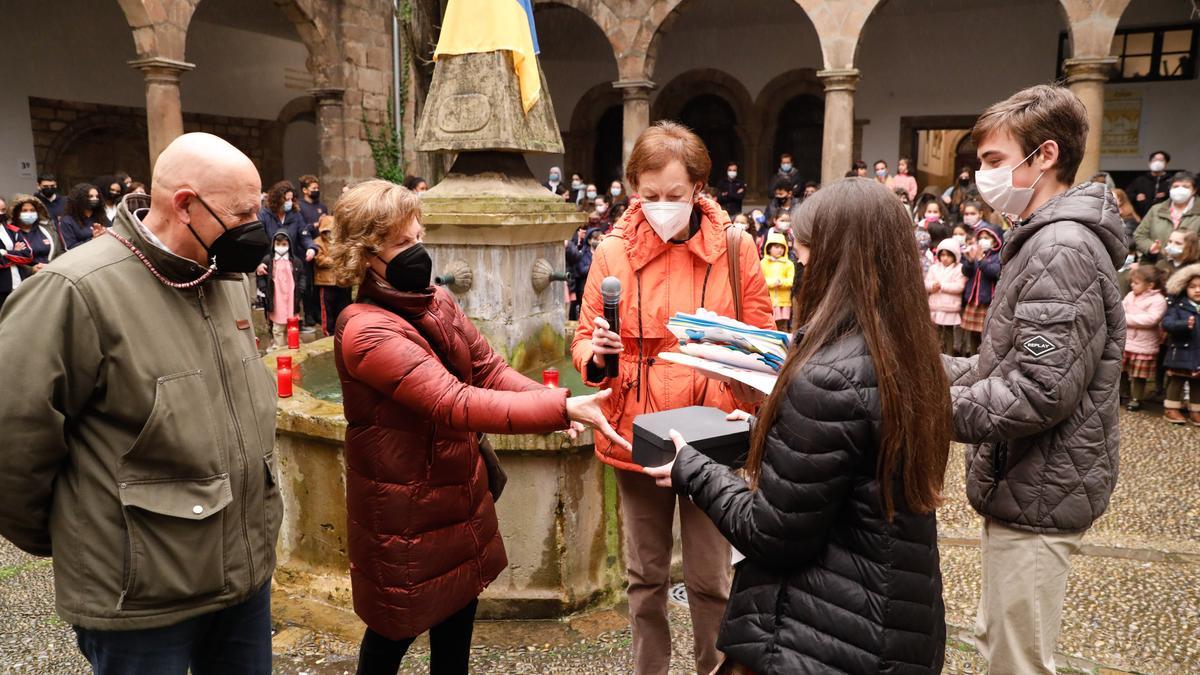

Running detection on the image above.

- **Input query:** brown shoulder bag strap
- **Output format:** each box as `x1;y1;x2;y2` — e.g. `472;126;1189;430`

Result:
726;226;744;323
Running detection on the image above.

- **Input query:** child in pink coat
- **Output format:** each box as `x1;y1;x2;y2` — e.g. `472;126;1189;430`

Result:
925;239;966;355
1121;265;1168;410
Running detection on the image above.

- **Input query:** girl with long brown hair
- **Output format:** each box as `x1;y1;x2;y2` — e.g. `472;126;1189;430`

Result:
646;178;951;674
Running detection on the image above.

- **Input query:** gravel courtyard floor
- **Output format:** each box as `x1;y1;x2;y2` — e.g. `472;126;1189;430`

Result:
2;408;1196;673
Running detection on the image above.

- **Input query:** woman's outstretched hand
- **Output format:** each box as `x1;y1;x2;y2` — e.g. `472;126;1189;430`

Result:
643;429;688;488
565;389;631;451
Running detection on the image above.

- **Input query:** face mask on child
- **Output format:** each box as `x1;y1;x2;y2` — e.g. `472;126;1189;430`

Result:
274;245;289;256
979;237;994;252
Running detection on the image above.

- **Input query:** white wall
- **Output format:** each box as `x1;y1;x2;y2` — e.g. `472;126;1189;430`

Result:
1103;0;1200;171
183;19;312;120
0;0;312;199
855;0;1066;170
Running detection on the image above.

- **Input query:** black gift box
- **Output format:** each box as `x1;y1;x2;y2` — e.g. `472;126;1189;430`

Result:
632;406;750;469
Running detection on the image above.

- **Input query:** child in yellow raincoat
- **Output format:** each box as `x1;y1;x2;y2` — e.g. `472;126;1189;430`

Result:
760;231;794;330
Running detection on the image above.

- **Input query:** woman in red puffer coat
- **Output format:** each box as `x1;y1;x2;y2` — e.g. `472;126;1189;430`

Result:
330;180;628;675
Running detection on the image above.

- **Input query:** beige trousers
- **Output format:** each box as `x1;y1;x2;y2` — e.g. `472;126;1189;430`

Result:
975;518;1085;674
616;469;731;675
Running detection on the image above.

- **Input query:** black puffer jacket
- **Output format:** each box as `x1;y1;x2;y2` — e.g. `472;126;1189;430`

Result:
672;333;945;674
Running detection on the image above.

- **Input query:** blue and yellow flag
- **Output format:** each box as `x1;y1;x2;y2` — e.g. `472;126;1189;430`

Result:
434;0;543;113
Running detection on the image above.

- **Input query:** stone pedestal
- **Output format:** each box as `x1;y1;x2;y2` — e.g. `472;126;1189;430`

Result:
614;80;655;172
1065;56;1117;184
128;56;194;169
420;152;586;373
817;68;860;186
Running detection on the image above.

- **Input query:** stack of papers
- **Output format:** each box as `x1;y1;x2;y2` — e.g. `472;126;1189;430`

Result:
658;310;790;395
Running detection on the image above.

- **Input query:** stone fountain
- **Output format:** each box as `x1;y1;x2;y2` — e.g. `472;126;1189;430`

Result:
265;49;622;625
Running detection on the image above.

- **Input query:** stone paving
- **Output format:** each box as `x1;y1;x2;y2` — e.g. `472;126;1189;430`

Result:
1;409;1196;673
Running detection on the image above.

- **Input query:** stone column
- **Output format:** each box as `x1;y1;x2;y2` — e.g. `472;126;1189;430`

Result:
128;57;195;169
613;80;654;174
1064;56;1117;184
817;69;860;187
311;87;348;200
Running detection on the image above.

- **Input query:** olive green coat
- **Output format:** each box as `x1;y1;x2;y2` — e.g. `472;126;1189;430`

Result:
0;194;281;630
1133;199;1200;255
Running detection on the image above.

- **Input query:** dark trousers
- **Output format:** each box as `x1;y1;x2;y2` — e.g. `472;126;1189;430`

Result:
936;324;956;356
302;260;320;326
73;582;272;675
318;285;353;335
356;598;478;675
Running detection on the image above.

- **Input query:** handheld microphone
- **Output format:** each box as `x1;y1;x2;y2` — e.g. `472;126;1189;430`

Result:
600;276;622;379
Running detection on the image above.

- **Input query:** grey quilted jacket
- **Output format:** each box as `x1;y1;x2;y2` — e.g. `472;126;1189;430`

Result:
943;182;1127;533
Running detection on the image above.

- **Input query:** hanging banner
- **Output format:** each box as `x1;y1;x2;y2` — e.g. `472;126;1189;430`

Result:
1101;88;1142;156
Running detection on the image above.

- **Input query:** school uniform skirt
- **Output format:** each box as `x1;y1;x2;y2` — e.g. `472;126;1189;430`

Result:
961;302;988;333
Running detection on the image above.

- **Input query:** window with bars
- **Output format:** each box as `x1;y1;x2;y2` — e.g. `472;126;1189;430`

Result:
1057;23;1198;83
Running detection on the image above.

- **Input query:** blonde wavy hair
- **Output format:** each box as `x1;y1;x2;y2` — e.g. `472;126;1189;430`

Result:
330;179;423;287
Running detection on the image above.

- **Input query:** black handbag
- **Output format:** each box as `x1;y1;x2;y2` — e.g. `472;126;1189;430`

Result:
478;434;507;502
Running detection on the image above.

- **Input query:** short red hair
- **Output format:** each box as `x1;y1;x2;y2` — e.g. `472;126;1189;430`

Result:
625;121;711;190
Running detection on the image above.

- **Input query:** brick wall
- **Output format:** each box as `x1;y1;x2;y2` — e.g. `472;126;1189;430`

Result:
30;97;284;188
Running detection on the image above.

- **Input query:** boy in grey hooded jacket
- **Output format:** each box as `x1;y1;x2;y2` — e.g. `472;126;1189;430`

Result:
943;85;1126;675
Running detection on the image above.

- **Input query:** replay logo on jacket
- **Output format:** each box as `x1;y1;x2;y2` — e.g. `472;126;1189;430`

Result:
1022;334;1059;358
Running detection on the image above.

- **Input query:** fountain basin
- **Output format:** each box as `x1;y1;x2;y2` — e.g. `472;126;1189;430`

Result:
263;337;624;620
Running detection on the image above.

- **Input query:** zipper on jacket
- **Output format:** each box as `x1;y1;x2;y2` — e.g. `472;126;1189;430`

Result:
991;441;1008;482
198;284;256;585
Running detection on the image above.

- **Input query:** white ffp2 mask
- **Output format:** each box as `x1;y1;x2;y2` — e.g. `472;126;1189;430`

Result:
643;201;693;242
975;146;1046;217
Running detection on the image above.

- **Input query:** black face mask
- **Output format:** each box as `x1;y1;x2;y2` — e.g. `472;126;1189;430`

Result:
384;243;433;292
109;190;122;199
309;190;320;202
40;187;56;199
86;197;102;209
187;195;270;273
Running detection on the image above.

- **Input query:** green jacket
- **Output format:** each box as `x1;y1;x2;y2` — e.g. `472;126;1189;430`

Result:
1134;199;1200;255
0;194;281;630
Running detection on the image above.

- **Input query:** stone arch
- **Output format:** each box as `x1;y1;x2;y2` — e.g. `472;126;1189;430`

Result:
796;0;883;70
116;0;200;61
275;96;320;184
755;69;824;189
651;69;754;129
651;68;756;186
533;0;623;68
277;95;318;127
42;111;150;187
270;0;342;88
1058;0;1132;58
567;82;624;185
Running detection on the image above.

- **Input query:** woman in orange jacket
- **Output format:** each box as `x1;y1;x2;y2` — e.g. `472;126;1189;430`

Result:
571;121;773;675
